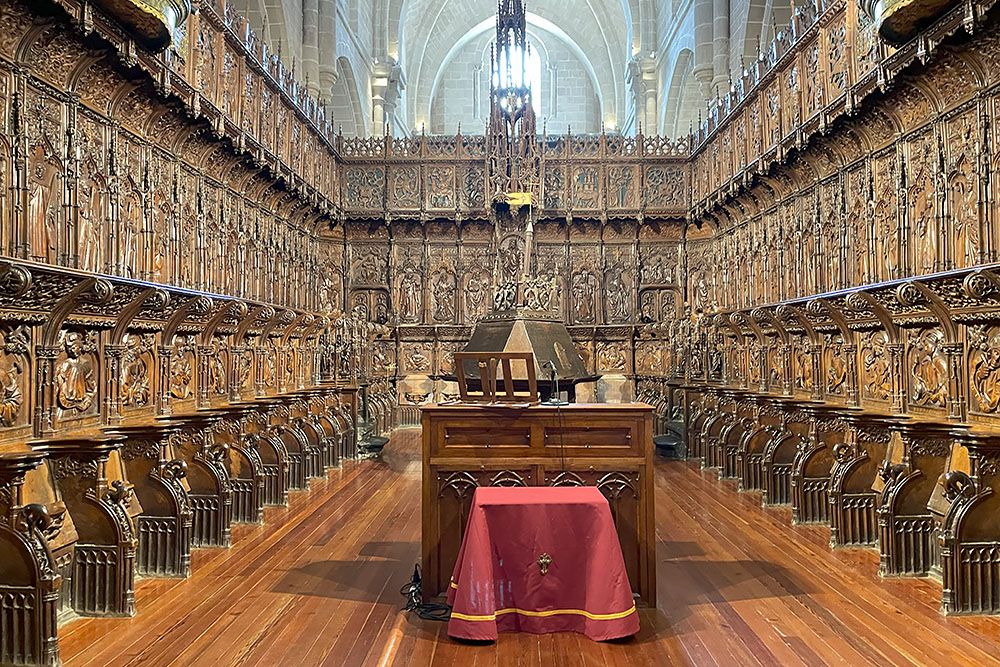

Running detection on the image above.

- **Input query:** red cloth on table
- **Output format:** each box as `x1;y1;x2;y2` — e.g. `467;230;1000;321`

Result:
446;486;639;641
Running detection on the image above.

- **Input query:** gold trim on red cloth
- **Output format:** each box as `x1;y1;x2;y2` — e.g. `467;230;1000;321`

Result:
450;604;637;622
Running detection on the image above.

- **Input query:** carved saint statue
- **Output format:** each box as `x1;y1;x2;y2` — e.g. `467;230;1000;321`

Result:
432;270;456;322
121;334;151;407
605;265;629;322
862;331;892;401
120;193;141;277
170;351;194;400
465;274;488;321
56;331;97;417
826;344;847;395
571;271;597;323
497;236;523;284
971;327;1000;413
211;352;227;395
0;330;24;427
399;265;421;323
28;144;60;262
910;329;948;408
911;177;936;275
78;174;104;273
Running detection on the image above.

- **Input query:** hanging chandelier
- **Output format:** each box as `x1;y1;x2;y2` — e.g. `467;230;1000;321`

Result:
487;0;538;206
491;0;533;121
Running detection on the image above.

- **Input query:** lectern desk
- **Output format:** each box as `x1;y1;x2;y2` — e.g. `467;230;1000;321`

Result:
421;402;655;607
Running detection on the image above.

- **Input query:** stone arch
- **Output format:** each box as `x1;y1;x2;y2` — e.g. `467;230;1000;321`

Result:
733;0;768;70
331;57;367;138
660;49;697;138
426;17;603;134
421;12;607;134
395;0;628;131
759;0;794;47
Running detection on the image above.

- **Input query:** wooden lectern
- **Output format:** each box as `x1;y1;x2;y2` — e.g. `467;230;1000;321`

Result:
421;402;656;607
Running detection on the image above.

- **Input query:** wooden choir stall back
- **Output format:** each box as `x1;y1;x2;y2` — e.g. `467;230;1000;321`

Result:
420;401;656;607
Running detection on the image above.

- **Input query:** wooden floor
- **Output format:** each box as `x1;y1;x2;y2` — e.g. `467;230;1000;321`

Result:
60;429;1000;666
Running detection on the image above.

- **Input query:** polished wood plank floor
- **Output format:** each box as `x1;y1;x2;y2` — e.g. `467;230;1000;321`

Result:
60;429;1000;666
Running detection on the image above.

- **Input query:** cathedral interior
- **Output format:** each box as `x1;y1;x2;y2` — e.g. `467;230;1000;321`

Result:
4;0;1000;664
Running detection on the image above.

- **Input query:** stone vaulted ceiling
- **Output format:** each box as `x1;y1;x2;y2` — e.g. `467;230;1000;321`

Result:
382;0;654;133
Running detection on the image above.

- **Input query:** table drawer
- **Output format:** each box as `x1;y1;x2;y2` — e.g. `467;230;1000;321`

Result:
441;425;532;449
543;424;637;452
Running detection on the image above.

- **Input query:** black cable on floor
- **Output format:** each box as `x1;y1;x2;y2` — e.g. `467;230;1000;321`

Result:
400;564;452;621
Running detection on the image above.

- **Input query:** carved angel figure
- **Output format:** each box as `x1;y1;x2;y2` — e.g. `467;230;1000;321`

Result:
56;332;97;417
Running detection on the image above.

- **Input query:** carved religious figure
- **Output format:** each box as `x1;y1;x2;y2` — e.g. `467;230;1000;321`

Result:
121;334;151;408
170;348;195;400
970;326;1000;413
210;349;227;395
398;265;421;323
431;269;456;322
78;171;104;272
862;331;892;401
794;344;813;392
120;193;141;277
910;329;948;408
56;331;97;418
909;146;937;275
0;329;26;427
825;339;847;396
950;145;979;268
28;144;60;263
605;262;630;323
497;235;523;285
571;270;597;323
465;273;489;322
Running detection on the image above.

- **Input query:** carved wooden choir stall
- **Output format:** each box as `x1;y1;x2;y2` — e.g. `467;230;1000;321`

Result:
6;0;1000;662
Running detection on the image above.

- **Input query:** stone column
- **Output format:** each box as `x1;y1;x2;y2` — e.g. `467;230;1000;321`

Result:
712;0;731;93
302;0;320;95
693;0;714;96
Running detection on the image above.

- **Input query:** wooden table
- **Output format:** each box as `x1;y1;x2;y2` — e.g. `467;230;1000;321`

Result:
446;486;640;641
421;402;655;607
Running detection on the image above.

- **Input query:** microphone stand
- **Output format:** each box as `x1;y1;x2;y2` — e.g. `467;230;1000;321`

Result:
541;360;568;406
